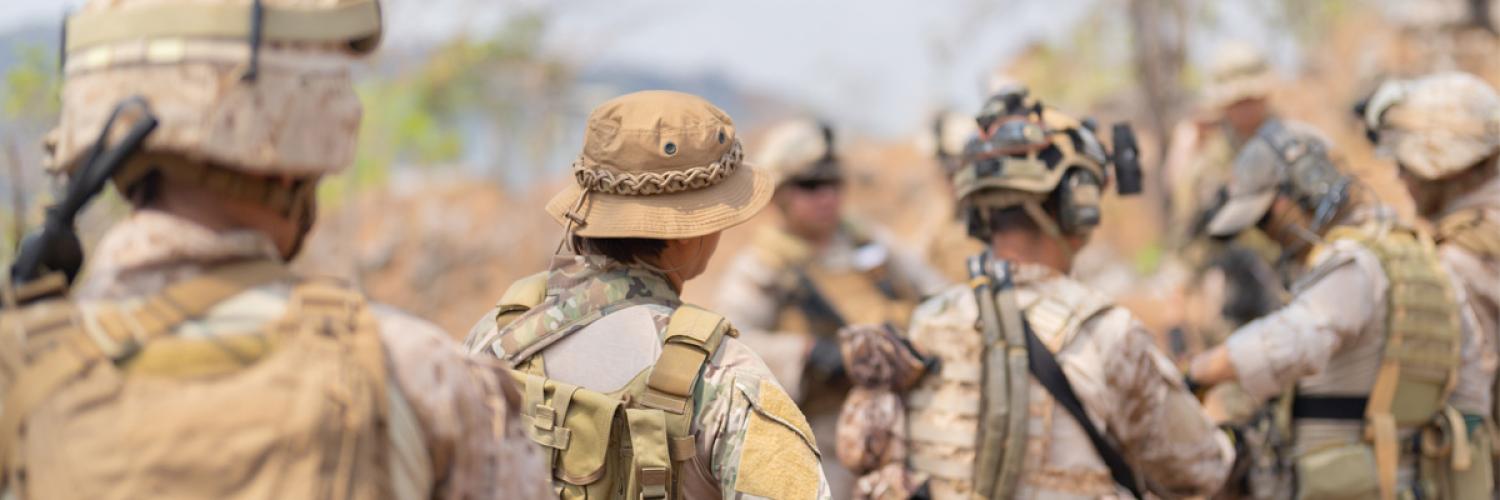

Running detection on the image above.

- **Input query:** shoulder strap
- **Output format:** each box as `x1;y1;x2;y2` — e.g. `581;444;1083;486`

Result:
968;252;1030;499
639;304;736;415
636;304;738;498
0;258;289;491
1025;319;1142;498
970;252;1142;499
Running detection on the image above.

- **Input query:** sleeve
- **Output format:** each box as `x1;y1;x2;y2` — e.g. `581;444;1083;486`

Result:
713;251;814;398
1222;246;1383;399
885;240;953;298
694;338;832;500
1094;308;1234;497
372;306;554;500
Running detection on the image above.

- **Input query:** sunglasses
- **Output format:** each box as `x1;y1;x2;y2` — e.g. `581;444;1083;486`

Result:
788;179;843;191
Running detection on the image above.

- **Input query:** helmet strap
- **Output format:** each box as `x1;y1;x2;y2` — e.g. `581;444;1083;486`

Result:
1021;200;1074;263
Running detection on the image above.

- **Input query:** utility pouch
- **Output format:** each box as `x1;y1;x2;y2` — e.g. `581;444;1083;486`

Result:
1418;410;1492;500
1295;443;1380;500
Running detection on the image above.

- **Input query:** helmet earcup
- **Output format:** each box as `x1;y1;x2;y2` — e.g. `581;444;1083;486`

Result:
1054;168;1103;235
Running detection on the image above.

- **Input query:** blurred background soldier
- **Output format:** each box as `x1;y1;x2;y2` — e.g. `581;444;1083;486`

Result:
918;110;987;283
714;118;948;498
1158;41;1304;361
836;90;1233;499
0;0;550;498
1189;102;1490;498
1363;70;1500;496
465;91;831;499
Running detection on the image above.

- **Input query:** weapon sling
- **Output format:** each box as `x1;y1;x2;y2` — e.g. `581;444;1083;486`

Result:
972;254;1142;498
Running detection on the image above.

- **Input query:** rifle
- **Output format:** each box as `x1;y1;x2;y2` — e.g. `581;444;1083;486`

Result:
7;97;157;305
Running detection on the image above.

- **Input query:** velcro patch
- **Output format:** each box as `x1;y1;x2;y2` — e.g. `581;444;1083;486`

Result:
734;378;822;500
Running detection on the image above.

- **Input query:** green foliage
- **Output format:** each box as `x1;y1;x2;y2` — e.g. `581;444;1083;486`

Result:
4;44;60;121
333;11;566;205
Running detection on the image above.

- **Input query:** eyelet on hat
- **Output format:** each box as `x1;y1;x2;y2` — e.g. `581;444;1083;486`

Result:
718;130;727;144
664;142;677;155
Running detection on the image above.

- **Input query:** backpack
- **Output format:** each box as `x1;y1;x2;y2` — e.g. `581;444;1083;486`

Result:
491;272;736;499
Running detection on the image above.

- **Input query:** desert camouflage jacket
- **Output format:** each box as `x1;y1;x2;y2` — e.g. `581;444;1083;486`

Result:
1;210;553;500
902;263;1234;499
467;256;833;499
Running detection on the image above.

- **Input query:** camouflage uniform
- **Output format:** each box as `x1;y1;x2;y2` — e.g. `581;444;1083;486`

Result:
714;119;947;498
1195;82;1490;498
468;256;832;499
0;1;550;497
466;91;829;499
1364;71;1500;498
900;263;1234;498
1;210;552;499
838;92;1233;499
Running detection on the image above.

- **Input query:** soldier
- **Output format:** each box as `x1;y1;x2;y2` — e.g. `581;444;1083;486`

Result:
465;91;831;499
0;1;551;498
918;111;988;283
1160;41;1301;352
713;118;949;497
1362;70;1500;496
1187;81;1492;498
836;91;1234;499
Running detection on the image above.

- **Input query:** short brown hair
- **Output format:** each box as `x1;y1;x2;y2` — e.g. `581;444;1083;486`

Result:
571;236;667;265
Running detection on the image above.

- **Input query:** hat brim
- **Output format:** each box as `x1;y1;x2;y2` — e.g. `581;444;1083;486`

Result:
547;163;774;239
1202;73;1275;110
1207;190;1276;237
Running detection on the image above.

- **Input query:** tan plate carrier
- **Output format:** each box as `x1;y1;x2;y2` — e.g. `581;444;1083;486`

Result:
1312;225;1464;500
491;273;737;499
0;260;390;499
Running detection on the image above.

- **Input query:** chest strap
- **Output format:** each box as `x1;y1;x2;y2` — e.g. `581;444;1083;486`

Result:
0;259;290;491
1291;395;1368;420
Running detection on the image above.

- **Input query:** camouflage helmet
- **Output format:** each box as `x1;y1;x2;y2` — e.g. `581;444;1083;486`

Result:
754;119;841;185
49;0;382;179
955;89;1117;238
928;111;979;176
1202;41;1275;109
1364;71;1500;180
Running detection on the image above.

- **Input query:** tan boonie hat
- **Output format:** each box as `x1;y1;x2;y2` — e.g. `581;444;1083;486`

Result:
546;91;773;239
1366;71;1500;180
49;0;381;178
1208;121;1340;236
755;119;842;184
1202;41;1275;110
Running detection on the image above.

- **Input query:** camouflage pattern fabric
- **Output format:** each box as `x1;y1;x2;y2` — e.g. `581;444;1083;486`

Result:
472;256;833;499
19;211;552;499
837;323;928;391
836;387;908;474
897;262;1234;499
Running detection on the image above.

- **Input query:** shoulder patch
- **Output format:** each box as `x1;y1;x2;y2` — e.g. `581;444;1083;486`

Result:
733;378;822;500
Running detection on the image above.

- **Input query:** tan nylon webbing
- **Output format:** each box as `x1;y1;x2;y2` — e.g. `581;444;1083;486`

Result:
639;305;733;415
1324;225;1461;500
65;1;382;54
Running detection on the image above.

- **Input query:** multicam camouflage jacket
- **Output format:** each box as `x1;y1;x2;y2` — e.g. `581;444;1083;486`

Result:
466;256;832;499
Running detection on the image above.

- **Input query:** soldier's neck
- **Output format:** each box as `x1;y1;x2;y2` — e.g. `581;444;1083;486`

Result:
989;231;1073;275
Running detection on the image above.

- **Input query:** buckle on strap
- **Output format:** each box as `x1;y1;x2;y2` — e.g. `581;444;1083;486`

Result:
637;467;669;500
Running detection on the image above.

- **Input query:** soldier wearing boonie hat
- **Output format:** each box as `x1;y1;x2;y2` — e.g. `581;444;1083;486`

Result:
712;118;948;498
0;0;551;498
1364;70;1500;495
1190;79;1490;498
466;90;831;500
